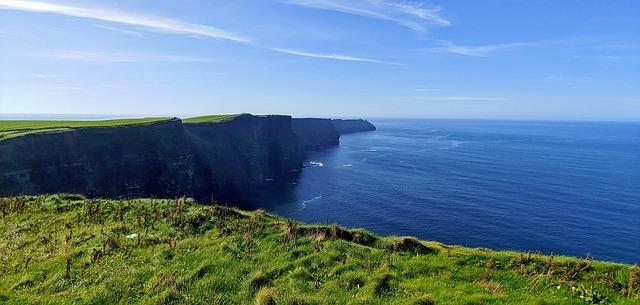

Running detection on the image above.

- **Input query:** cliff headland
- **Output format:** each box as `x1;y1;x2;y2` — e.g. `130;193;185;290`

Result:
0;114;375;202
331;118;376;134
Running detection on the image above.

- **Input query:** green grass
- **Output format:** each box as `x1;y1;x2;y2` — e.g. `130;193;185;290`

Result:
182;114;239;124
0;118;173;140
0;195;638;305
0;114;238;140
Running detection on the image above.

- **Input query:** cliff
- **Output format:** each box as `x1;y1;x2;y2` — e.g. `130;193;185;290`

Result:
185;114;302;202
0;114;375;203
291;118;339;151
0;119;194;199
332;119;376;134
0;114;303;203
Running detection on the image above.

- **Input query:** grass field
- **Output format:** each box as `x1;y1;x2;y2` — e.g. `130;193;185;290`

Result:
0;114;240;140
0;195;638;304
183;114;239;124
0;118;173;140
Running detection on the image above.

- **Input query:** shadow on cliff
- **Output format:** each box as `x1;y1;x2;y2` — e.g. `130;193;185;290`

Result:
0;114;375;209
224;169;302;210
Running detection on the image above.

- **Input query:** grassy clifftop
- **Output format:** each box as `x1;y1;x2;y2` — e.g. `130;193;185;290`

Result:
0;195;638;305
0;117;173;140
0;114;239;140
183;114;239;124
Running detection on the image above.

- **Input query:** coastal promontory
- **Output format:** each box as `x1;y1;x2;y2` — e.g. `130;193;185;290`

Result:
0;114;375;203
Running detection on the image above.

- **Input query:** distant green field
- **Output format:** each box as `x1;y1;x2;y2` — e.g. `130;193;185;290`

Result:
0;115;239;140
0;118;173;140
183;114;239;124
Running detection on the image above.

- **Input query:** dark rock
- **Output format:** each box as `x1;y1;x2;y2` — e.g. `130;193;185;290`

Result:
331;119;376;135
0;114;376;204
185;114;302;202
0;115;302;203
292;118;339;151
0;118;193;199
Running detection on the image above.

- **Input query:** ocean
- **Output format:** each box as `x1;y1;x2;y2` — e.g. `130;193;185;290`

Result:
252;119;640;263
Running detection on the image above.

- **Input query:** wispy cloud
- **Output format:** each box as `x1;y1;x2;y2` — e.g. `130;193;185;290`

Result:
2;0;386;64
570;54;632;62
36;48;380;64
435;41;543;57
565;41;640;63
389;95;511;102
280;0;450;32
574;43;640;52
33;73;68;78
48;86;88;91
34;50;219;63
92;24;145;38
0;0;250;42
433;38;640;60
47;84;124;92
411;87;437;92
270;47;378;62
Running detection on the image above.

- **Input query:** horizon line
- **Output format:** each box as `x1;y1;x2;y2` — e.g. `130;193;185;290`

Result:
1;112;639;123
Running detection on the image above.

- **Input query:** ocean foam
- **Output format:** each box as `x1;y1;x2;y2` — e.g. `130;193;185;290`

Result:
301;196;323;208
305;161;324;168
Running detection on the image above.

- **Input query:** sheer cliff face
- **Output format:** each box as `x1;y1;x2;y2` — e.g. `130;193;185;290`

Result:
331;119;376;134
0;119;194;199
185;114;302;202
292;118;340;151
0;115;375;203
0;115;303;203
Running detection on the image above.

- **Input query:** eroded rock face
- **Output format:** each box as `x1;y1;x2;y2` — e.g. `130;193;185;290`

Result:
292;118;340;151
0;115;302;203
185;114;303;202
0;119;194;199
0;114;376;204
331;119;376;135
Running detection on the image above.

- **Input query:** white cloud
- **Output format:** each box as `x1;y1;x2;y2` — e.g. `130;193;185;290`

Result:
92;24;145;38
390;96;511;102
49;86;87;91
411;87;437;92
436;41;543;57
280;0;450;31
270;47;378;62
570;54;627;62
435;39;639;59
35;50;218;63
33;73;67;78
0;0;250;42
1;0;386;64
36;49;376;64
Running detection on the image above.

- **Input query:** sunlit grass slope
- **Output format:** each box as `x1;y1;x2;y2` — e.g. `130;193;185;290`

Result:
0;195;638;304
0;118;173;140
183;114;239;124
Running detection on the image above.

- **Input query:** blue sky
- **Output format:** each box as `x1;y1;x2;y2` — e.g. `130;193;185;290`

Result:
0;0;639;120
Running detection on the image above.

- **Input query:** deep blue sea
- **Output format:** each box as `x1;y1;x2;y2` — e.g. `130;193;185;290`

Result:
253;119;640;263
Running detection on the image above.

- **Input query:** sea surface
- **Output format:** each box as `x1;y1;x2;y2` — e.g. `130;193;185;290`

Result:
253;119;640;263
